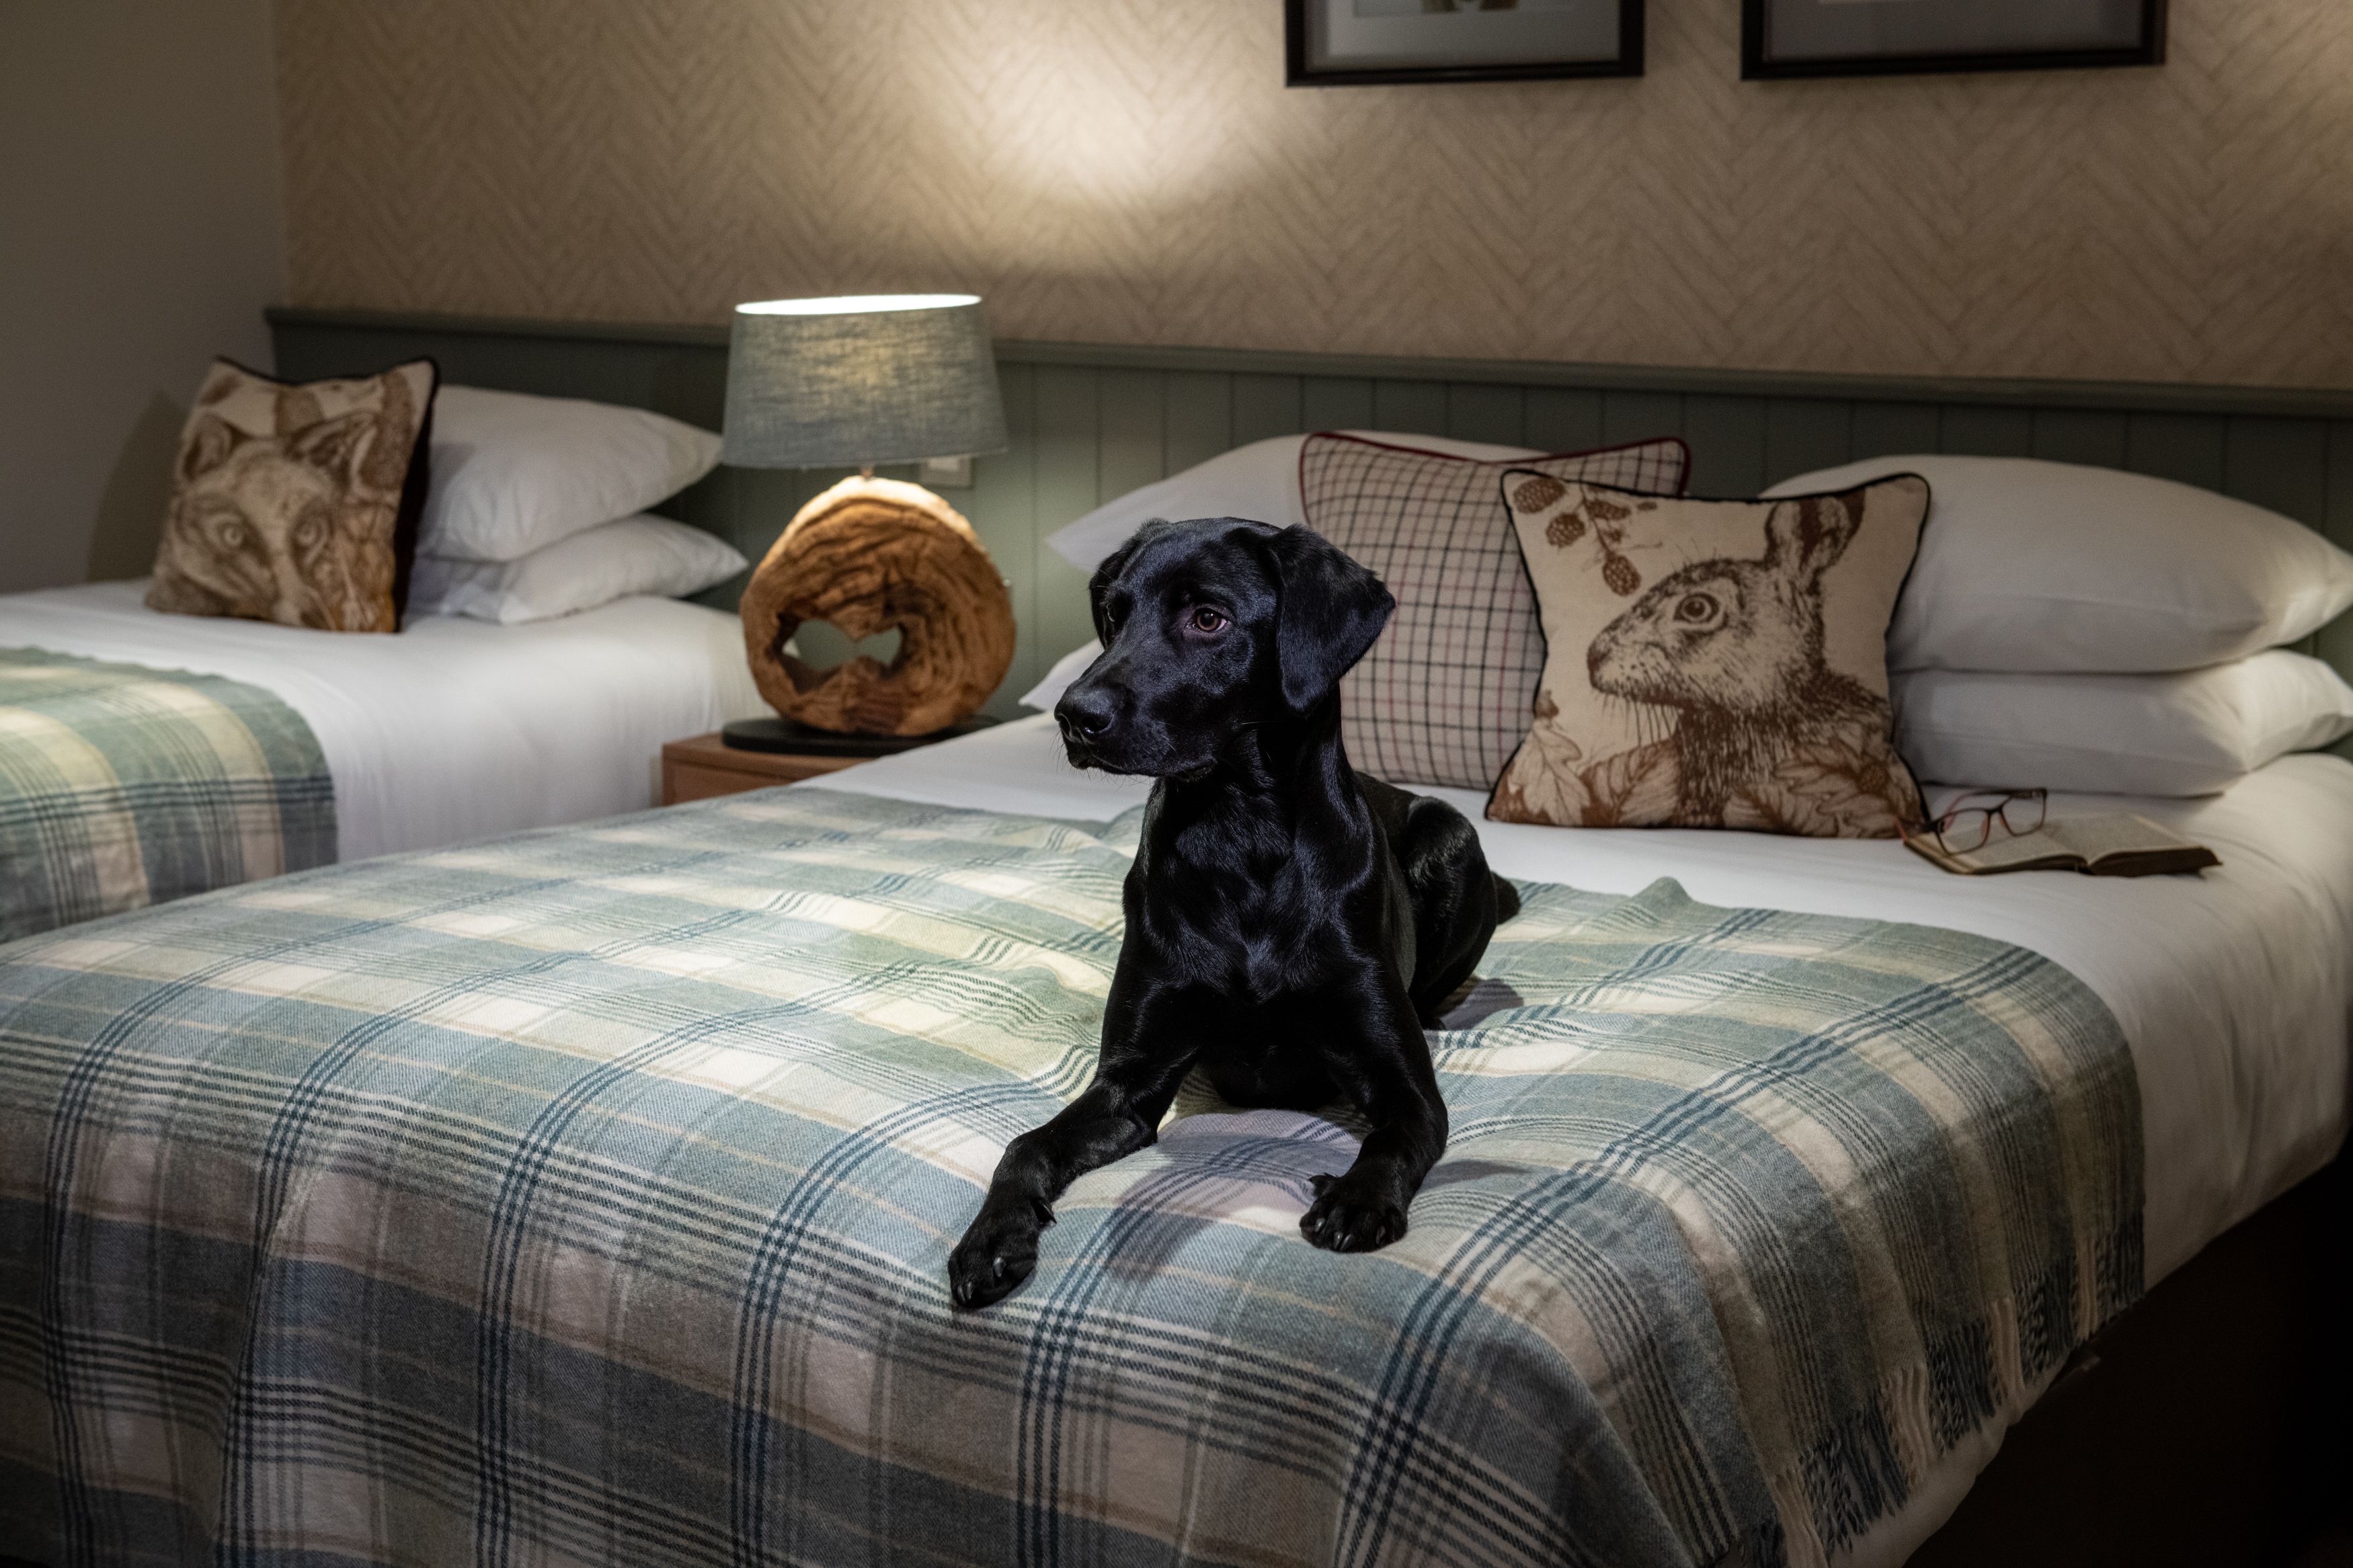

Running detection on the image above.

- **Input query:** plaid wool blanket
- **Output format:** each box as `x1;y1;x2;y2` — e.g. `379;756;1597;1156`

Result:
0;790;2141;1568
0;647;335;941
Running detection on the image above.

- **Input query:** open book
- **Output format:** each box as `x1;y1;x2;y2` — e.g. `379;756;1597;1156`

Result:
1905;812;2221;878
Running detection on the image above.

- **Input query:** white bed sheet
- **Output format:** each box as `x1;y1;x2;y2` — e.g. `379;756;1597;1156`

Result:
1;579;766;861
809;714;2353;1565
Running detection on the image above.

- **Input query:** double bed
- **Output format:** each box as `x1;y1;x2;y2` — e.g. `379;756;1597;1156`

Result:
0;579;762;936
3;712;2346;1567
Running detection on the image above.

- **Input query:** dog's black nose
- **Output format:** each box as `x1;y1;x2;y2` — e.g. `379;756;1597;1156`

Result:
1056;685;1117;740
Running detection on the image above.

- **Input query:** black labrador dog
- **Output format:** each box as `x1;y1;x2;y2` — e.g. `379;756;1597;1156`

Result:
947;517;1517;1310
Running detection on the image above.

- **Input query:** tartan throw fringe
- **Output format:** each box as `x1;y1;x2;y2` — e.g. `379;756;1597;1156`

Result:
0;647;335;940
0;790;2140;1567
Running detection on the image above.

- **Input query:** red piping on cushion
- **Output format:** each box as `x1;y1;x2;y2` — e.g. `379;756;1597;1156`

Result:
1293;429;1693;517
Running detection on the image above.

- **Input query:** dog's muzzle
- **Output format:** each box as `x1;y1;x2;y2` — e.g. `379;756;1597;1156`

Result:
1055;685;1116;743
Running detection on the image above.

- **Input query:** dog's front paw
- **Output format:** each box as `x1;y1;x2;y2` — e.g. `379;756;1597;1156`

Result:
949;1207;1044;1310
1300;1171;1409;1253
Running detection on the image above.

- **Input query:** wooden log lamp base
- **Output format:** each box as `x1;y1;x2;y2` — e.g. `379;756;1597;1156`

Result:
736;473;1016;741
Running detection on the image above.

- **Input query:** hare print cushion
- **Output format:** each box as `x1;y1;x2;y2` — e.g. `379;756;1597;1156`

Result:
1490;472;1930;837
148;358;438;633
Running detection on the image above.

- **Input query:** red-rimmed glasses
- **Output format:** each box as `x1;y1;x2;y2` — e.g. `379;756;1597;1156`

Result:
1903;788;2048;854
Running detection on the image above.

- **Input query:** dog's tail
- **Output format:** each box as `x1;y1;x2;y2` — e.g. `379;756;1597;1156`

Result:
1491;873;1521;924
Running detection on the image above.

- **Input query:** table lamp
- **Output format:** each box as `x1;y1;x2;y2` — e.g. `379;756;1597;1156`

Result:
721;294;1016;745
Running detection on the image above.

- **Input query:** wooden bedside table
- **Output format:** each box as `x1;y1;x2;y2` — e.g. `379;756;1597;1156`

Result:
660;732;867;804
660;716;1000;805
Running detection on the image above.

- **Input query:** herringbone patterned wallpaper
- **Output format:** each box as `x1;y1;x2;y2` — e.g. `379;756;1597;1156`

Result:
277;0;2353;387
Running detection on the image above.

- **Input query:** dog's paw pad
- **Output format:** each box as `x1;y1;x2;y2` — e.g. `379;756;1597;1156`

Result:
947;1226;1039;1311
1300;1184;1409;1254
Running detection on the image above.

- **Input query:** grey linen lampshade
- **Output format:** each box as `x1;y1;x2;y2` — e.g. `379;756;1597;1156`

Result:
721;294;1008;470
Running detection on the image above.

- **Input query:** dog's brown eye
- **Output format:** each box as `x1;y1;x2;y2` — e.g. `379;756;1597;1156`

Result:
1189;606;1228;634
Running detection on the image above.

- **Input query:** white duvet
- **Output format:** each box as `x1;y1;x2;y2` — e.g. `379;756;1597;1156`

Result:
809;713;2353;1566
0;579;766;861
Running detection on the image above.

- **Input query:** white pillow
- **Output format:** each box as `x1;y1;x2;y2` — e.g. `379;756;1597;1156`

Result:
421;385;724;563
1044;431;1544;572
1020;638;1103;712
1891;651;2353;796
1763;455;2353;673
406;515;746;625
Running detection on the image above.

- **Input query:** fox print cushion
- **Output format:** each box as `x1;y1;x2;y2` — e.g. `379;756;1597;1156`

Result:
149;358;438;633
1490;472;1931;837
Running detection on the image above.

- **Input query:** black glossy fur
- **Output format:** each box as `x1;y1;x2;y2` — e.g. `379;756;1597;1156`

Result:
948;517;1517;1310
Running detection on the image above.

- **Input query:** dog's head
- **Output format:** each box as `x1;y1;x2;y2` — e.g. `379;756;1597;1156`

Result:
1055;517;1393;778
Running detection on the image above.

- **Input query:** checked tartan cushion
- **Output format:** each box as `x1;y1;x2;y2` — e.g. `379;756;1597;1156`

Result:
1303;432;1689;790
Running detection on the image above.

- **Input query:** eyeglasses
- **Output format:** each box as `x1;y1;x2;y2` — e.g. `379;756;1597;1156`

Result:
1904;788;2047;854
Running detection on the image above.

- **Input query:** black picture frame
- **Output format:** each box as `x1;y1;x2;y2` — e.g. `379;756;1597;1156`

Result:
1741;0;2163;80
1284;0;1644;87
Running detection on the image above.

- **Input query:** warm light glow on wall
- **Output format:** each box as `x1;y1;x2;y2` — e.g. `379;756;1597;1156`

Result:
276;0;2353;388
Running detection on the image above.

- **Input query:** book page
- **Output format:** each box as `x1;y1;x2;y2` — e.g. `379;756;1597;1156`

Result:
1947;825;2080;872
2042;813;2198;864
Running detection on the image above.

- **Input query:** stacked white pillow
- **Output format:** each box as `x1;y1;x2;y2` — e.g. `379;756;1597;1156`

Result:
406;386;735;623
1043;431;1545;571
1763;456;2353;795
407;514;745;626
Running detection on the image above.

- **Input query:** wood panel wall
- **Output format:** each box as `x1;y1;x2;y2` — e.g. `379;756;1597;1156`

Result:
270;311;2353;727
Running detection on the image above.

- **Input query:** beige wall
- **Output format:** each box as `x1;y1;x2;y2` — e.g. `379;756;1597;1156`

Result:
278;0;2353;390
0;1;288;594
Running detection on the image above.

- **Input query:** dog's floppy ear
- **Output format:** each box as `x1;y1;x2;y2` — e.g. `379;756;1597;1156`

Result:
1088;518;1176;643
1261;524;1393;711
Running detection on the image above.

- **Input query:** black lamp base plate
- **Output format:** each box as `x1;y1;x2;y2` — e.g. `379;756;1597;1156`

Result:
720;714;998;757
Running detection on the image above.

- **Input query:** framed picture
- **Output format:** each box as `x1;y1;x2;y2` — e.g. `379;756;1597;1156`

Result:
1284;0;1643;87
1743;0;2164;79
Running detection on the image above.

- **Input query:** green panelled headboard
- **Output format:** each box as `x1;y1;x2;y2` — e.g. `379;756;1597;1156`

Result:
270;308;2353;735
